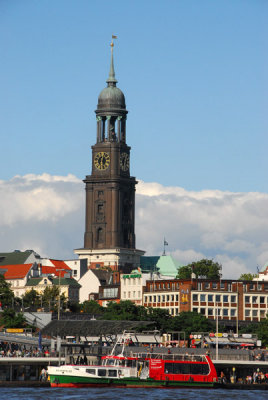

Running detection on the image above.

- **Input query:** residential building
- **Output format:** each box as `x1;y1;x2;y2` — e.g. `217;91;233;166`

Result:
25;275;80;304
144;278;268;323
0;263;39;297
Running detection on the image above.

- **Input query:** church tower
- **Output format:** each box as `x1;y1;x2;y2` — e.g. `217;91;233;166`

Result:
75;39;144;271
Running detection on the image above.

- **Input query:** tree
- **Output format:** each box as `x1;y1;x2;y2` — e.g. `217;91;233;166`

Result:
22;289;39;308
176;259;222;280
81;300;103;315
102;301;146;321
169;311;214;336
42;286;67;311
0;275;14;308
238;273;257;281
0;308;27;329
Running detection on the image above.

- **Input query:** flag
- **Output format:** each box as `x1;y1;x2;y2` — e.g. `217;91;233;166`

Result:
112;35;117;39
164;240;168;246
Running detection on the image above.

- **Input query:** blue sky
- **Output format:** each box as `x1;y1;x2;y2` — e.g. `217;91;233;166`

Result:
1;0;267;192
1;1;268;276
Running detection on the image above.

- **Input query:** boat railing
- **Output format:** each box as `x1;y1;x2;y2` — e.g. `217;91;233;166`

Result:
131;352;206;362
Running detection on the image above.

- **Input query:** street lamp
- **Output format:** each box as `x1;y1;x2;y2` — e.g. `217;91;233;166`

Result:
56;269;65;320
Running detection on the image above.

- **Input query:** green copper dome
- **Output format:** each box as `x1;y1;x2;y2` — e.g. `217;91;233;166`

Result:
97;86;126;110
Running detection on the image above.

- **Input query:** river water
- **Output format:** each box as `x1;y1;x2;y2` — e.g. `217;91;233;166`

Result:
0;388;267;400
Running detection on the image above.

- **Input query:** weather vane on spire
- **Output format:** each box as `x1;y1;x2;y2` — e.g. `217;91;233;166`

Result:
111;34;117;48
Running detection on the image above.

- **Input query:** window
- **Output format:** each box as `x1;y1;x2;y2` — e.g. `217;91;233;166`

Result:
171;295;174;301
192;294;198;301
200;294;206;302
98;369;107;377
212;282;218;289
245;310;250;317
252;296;258;304
220;282;225;289
162;295;165;302
208;308;213;316
166;295;170;302
208;294;214;302
144;296;148;303
138;291;141;298
223;295;228;303
97;203;104;213
73;270;77;277
223;309;228;316
164;362;209;375
230;309;236;317
192;308;198;313
123;292;126;298
200;308;206;315
231;295;236;303
204;282;210;289
252;310;258;317
249;283;255;290
245;296;250;303
175;294;179;301
217;309;221;316
157;295;160;302
86;369;96;375
149;296;152;302
260;296;265;304
108;370;117;377
216;295;221;303
153;295;156;302
133;291;136;298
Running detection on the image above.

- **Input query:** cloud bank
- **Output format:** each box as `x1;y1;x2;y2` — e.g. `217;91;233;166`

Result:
0;174;267;278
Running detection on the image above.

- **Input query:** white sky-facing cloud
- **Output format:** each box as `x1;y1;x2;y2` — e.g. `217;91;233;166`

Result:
0;174;267;279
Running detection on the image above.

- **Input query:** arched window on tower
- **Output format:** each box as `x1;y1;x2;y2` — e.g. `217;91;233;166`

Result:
97;227;104;243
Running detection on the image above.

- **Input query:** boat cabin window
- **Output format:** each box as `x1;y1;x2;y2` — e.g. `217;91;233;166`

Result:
108;370;117;377
86;369;96;375
164;362;209;375
98;369;107;377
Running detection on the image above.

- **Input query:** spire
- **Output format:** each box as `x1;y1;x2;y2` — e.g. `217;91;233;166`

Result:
106;35;118;87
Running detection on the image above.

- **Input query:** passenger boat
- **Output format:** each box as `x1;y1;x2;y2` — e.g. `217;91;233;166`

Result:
47;332;218;388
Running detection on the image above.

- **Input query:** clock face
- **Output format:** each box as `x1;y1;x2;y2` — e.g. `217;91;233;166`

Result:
120;152;129;171
94;152;110;170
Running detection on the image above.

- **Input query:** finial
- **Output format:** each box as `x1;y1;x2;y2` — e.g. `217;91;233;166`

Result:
107;35;118;86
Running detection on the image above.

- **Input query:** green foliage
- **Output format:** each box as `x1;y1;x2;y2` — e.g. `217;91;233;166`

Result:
0;309;26;328
238;273;258;281
176;259;222;280
145;307;171;331
42;286;67;310
22;289;39;307
169;311;214;336
0;275;14;307
81;300;103;314
102;301;146;321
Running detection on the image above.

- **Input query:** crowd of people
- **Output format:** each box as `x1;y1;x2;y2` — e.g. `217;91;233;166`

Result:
0;341;50;357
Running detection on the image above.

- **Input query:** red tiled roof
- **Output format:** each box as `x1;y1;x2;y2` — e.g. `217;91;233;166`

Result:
0;264;32;279
50;259;71;270
42;260;71;277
